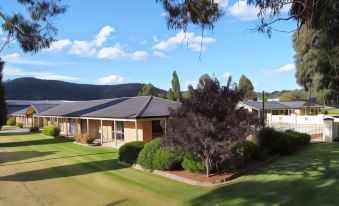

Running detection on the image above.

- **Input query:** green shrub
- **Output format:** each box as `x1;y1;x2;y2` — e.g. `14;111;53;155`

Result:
257;127;281;151
30;126;40;133
181;152;205;173
6;117;16;126
275;132;301;155
119;141;145;164
76;133;96;144
137;138;162;169
285;130;311;145
230;140;260;167
16;123;24;128
42;125;60;137
152;148;182;170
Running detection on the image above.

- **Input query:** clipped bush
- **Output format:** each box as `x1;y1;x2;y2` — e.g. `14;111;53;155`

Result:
257;127;281;151
119;141;145;164
285;130;311;145
275;132;301;155
30;126;40;133
6;117;16;126
181;152;205;173
42;125;60;137
16;123;24;128
76;133;95;144
137;138;162;169
230;140;260;166
152;148;182;170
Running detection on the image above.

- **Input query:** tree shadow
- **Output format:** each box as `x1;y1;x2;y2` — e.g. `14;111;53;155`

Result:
0;137;73;147
0;151;115;166
0;159;126;182
0;150;57;164
0;132;34;137
189;143;339;206
103;199;128;206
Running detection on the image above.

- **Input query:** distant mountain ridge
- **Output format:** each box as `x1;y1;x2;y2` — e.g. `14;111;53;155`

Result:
4;78;166;100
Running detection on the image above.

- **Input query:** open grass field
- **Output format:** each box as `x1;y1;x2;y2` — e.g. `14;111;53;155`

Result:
0;133;339;206
0;126;18;131
327;108;339;116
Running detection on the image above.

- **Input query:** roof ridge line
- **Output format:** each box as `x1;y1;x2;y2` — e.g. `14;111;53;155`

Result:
135;96;153;118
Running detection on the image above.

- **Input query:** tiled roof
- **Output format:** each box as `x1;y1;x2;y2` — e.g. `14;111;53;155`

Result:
36;96;180;119
240;100;324;110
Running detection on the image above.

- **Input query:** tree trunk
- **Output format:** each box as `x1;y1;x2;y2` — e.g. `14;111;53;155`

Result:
205;158;210;177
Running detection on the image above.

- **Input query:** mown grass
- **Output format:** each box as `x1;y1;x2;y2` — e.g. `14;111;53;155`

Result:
326;108;339;116
0;133;338;206
0;125;18;131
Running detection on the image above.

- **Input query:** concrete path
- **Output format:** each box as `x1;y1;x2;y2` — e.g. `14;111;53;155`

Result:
0;128;30;134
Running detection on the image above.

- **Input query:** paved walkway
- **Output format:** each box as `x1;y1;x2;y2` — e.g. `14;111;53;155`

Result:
0;128;30;134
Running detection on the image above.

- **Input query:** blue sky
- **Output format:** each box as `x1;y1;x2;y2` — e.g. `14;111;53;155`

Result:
0;0;301;92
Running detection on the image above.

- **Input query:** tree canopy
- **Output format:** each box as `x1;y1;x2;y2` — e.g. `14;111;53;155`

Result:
0;59;6;128
164;77;258;176
171;71;182;101
0;0;67;128
293;25;339;104
238;75;257;100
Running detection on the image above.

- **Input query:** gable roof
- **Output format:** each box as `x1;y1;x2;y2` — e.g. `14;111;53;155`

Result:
240;100;324;110
36;96;180;119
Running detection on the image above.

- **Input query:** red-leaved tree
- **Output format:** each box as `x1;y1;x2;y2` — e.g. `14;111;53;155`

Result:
164;77;259;177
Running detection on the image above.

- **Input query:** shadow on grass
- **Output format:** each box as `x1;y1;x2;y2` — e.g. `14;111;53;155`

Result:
0;137;73;147
0;159;126;182
189;143;339;206
0;150;57;164
0;151;115;166
104;200;128;206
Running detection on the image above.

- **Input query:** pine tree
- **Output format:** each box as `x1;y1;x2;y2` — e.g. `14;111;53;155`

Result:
171;71;182;101
0;59;7;129
237;75;257;100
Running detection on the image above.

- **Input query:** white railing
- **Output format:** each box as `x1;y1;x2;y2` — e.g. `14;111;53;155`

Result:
267;114;324;125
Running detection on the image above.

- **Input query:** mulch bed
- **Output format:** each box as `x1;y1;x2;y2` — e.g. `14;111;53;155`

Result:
161;156;280;185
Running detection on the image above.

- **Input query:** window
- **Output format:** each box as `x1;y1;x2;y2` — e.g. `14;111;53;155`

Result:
113;121;124;141
152;120;163;135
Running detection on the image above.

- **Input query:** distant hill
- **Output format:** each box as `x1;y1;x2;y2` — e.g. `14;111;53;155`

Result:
4;78;166;100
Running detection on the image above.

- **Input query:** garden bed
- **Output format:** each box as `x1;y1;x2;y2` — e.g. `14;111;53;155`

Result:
132;156;279;186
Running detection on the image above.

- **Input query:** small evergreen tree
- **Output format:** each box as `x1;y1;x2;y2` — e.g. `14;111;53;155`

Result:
166;89;175;101
237;75;257;100
171;71;182;101
138;83;154;96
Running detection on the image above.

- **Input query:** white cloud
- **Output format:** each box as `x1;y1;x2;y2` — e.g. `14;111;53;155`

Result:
263;64;295;75
222;72;232;78
96;74;125;84
3;67;79;81
138;40;147;45
152;51;168;58
69;40;97;57
93;26;115;47
228;1;259;21
2;53;53;66
153;35;159;42
160;12;167;17
97;45;147;61
69;26;115;57
44;39;72;52
152;31;216;52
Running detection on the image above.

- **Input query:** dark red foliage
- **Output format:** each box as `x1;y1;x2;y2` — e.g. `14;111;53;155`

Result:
164;77;259;176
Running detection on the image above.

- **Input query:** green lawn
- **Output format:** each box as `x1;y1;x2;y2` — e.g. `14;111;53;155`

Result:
327;108;339;116
0;133;338;206
0;125;18;131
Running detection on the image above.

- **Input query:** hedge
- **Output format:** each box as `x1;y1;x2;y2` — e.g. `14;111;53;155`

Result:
16;123;24;128
181;152;205;173
152;148;182;170
42;125;60;137
118;141;145;164
6;117;16;126
137;138;162;169
230;140;260;168
76;133;96;144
